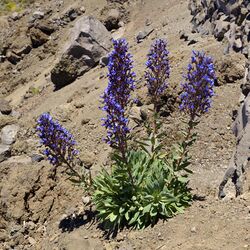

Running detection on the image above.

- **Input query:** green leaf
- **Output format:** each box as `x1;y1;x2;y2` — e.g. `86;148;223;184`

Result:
119;207;125;214
109;213;117;222
125;211;130;221
129;211;140;225
178;176;188;183
143;204;152;214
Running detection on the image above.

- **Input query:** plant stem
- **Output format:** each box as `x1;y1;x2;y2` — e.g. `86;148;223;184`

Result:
175;115;195;171
121;147;135;189
152;96;158;135
57;152;88;186
151;97;158;155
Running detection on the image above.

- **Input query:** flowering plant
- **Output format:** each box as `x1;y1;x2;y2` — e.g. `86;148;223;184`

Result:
37;113;92;188
37;39;216;233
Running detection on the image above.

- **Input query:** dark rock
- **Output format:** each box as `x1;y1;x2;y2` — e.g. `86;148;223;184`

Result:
228;1;241;16
13;44;32;57
0;55;5;63
187;39;198;45
236;7;248;25
0;99;12;115
99;55;109;67
81;118;90;125
35;20;56;35
179;30;189;41
61;6;82;23
66;8;79;21
51;16;112;88
31;154;44;163
11;12;22;21
0;144;11;162
6;51;21;65
241;83;250;97
104;8;121;31
241;60;250;96
233;38;243;51
30;28;49;48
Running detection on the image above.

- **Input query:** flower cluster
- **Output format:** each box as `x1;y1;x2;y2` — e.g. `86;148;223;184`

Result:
37;113;78;165
145;39;170;99
101;39;136;154
179;50;216;118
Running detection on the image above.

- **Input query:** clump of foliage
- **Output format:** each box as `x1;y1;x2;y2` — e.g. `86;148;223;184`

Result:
0;0;34;13
37;38;216;233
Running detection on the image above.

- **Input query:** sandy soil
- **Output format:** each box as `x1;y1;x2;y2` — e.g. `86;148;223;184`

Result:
0;0;249;249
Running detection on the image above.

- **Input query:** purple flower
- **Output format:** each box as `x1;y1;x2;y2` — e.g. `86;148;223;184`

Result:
145;39;170;99
101;39;136;154
37;113;78;166
179;51;216;118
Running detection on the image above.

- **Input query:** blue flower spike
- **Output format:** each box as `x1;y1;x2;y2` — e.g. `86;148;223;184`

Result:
101;39;136;155
179;50;216;118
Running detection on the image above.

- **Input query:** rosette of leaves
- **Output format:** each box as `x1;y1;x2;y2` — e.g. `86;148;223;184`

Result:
93;140;192;232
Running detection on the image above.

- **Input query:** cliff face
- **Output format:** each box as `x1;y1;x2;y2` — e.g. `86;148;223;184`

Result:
188;0;250;203
189;0;249;57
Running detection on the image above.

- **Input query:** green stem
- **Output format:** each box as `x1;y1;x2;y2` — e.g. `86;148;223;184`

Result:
121;148;135;189
151;97;158;155
58;152;92;190
175;115;195;171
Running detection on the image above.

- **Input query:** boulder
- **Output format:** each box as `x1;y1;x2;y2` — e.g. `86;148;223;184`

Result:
51;16;112;88
30;28;49;48
6;51;21;65
13;44;32;57
35;20;56;35
0;99;12;115
1;124;19;145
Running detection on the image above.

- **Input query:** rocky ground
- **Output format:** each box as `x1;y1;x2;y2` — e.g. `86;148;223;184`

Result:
0;0;250;249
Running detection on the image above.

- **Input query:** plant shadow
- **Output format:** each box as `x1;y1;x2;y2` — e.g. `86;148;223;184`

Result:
59;209;97;233
193;194;206;201
58;193;206;237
